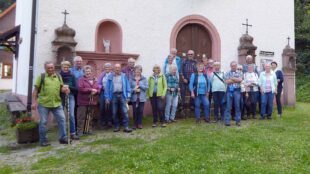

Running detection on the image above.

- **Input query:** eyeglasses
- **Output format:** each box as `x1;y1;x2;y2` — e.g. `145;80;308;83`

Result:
237;69;242;70
188;54;194;55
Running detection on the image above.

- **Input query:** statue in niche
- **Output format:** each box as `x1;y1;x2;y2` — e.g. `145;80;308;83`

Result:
103;39;111;53
288;57;296;70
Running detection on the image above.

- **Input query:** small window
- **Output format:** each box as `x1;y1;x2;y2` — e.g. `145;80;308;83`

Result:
2;63;12;79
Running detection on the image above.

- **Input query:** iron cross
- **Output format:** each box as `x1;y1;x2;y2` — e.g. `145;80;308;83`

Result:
287;36;290;46
242;19;252;35
62;10;69;24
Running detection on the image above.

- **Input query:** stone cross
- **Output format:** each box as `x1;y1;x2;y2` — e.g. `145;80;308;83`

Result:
287;36;290;46
62;10;69;25
242;18;252;35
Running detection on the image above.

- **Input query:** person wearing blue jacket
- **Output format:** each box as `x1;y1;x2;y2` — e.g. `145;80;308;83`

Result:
105;64;132;133
271;61;284;117
163;48;182;77
189;63;211;123
129;65;148;129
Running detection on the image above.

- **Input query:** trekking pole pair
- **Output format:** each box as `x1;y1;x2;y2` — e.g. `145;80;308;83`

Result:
83;94;94;134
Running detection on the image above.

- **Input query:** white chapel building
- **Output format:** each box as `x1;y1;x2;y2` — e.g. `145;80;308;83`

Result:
12;0;295;104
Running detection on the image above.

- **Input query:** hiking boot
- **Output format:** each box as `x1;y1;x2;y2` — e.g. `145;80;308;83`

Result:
40;141;50;147
123;127;132;133
70;134;80;140
59;139;69;145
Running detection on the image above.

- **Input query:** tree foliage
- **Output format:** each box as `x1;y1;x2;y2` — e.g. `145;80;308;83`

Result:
295;0;310;75
0;0;15;13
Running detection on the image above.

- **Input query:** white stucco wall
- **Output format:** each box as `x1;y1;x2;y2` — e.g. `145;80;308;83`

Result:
15;0;295;96
14;0;33;95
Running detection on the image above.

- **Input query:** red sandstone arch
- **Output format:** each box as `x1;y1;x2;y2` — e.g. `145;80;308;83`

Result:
95;19;122;53
170;15;221;61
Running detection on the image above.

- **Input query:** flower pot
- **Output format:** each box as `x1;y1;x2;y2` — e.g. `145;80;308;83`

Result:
16;124;39;144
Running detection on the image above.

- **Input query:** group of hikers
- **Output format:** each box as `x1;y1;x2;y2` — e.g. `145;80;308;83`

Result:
31;48;284;146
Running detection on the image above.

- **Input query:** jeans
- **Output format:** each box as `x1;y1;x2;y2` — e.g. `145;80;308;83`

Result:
112;93;129;128
260;92;274;118
194;94;210;120
38;104;67;143
276;88;282;115
99;90;112;126
212;91;225;121
241;92;248;118
62;94;76;135
181;82;194;108
131;102;145;126
248;91;258;117
225;90;241;124
150;94;165;123
165;92;179;121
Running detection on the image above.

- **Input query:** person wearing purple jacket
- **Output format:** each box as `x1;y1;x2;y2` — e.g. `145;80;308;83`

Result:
77;65;100;135
97;63;113;128
122;57;136;80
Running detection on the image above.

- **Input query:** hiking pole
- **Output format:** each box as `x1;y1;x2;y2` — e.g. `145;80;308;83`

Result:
65;94;71;144
83;94;93;134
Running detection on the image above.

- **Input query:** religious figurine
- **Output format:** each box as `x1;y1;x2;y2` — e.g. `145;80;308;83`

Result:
103;39;111;53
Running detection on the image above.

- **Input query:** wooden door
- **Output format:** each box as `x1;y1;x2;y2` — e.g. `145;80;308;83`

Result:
176;24;212;62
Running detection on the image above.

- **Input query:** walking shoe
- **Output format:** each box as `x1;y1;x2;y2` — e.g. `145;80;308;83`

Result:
236;122;241;127
225;123;231;126
113;127;120;132
204;118;210;123
166;120;172;123
253;115;257;119
160;123;166;128
137;124;143;129
259;117;265;120
152;123;157;127
59;139;69;145
123;127;132;133
170;119;177;123
267;116;272;120
196;118;201;124
40;141;50;147
70;134;80;140
132;125;137;130
278;114;282;118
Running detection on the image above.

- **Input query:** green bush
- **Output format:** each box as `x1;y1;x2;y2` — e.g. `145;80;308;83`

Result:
15;121;38;130
296;75;310;102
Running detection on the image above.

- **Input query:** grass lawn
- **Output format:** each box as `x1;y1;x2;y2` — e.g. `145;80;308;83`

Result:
0;103;309;174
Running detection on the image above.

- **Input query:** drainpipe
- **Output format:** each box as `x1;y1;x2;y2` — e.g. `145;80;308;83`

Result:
26;0;37;112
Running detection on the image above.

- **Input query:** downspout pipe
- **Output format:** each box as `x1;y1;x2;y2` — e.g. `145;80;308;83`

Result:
26;0;37;112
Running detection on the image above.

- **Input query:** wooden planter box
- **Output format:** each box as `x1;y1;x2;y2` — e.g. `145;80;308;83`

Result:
16;125;39;144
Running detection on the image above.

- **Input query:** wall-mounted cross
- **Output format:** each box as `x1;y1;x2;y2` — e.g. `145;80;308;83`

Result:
62;10;69;25
242;18;252;35
287;36;290;46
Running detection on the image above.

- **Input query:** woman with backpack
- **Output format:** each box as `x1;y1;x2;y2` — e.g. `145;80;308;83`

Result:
189;63;211;123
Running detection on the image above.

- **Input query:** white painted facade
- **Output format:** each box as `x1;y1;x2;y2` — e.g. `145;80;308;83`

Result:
15;0;294;97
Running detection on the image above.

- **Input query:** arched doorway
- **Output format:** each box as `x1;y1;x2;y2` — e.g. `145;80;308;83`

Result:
95;19;122;53
176;23;212;62
170;15;221;61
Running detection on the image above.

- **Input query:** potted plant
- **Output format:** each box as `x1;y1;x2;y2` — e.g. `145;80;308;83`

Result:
15;115;39;144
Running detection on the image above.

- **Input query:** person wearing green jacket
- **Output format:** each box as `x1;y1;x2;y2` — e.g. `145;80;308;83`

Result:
147;65;167;128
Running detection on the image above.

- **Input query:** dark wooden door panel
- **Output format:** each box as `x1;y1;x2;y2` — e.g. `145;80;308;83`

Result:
176;24;212;62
